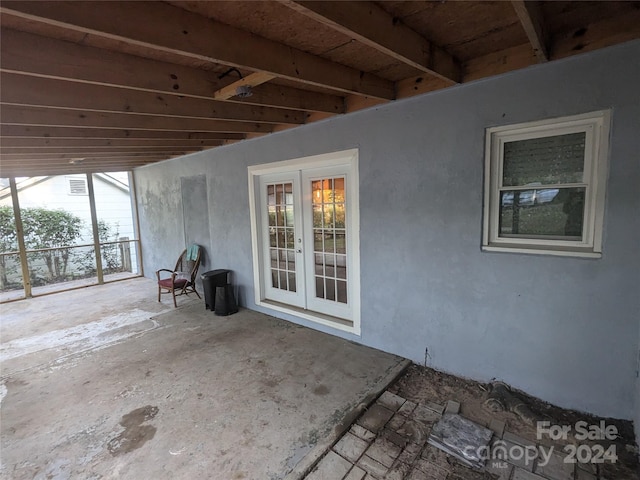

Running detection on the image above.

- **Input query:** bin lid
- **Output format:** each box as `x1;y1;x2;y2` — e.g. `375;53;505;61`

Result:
201;269;230;279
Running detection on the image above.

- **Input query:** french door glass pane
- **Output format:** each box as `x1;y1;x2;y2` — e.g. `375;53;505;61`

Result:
499;187;585;239
267;182;296;292
503;133;586;186
311;176;347;304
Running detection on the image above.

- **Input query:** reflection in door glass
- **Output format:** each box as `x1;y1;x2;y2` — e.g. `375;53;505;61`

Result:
311;177;347;304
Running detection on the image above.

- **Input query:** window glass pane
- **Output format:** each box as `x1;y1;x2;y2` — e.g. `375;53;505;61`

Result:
276;206;284;227
275;183;284;205
503;133;585;186
267;185;275;206
337;280;347;304
335;231;346;254
325;278;336;301
323;230;335;253
315;276;324;298
335;204;345;228
267;206;276;227
285;206;294;227
312;205;322;228
312;181;322;204
285;229;294;248
499;187;585;239
333;178;345;202
314;230;323;252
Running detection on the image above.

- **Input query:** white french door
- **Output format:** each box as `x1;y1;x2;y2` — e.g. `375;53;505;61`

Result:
301;168;350;319
251;150;359;330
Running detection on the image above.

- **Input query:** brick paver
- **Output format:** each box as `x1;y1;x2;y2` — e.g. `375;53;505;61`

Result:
301;389;611;480
357;454;389;479
333;432;370;463
512;468;547;480
364;437;402;468
534;451;574;480
344;465;367;480
357;404;395;433
306;451;352;480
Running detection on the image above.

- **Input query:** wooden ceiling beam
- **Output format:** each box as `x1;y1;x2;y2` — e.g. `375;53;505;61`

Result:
0;1;394;99
0;72;305;125
0;159;165;176
1;151;192;160
284;1;460;84
465;10;640;82
0;156;170;166
213;72;277;101
550;9;640;60
511;0;549;62
1;106;274;134
0;125;245;141
463;44;538;82
1;148;204;156
1;29;344;114
0;138;224;148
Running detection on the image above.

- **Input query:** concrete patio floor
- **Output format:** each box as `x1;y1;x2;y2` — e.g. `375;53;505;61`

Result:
0;278;408;480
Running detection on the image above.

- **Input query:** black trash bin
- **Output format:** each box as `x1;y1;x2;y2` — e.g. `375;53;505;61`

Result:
200;269;238;315
214;284;238;316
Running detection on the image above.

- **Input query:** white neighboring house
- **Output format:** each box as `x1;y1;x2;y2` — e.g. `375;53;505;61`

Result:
0;173;139;280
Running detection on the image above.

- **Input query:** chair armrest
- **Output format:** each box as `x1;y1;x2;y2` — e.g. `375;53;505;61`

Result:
156;269;177;281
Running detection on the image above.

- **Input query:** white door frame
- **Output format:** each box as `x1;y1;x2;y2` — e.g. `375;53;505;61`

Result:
248;149;360;335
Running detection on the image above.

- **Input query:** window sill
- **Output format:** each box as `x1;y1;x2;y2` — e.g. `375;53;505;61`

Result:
256;298;360;335
482;244;601;259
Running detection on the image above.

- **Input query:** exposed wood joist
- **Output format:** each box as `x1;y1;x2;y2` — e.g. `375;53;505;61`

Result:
550;9;640;60
0;29;344;114
463;43;537;82
0;138;224;148
0;72;306;125
0;159;167;176
1;105;274;134
0;156;170;166
0;125;245;141
284;1;460;84
511;0;549;62
1;151;192;159
213;72;277;101
1;155;170;164
0;1;395;99
1;147;204;156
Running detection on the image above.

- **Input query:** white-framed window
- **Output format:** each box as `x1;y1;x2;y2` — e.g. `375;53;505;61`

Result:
67;176;88;195
482;110;611;258
248;149;360;335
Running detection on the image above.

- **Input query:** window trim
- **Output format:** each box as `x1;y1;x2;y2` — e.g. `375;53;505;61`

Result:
482;110;611;258
248;149;361;335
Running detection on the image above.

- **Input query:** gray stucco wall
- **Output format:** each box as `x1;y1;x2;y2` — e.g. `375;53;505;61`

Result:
135;41;640;421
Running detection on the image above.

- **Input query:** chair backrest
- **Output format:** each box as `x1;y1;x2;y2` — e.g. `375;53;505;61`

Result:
174;246;202;283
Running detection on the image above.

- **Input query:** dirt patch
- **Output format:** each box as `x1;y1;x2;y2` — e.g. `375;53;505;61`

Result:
389;364;639;479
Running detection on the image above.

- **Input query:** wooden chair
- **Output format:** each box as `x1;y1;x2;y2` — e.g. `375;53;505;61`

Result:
156;246;202;307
